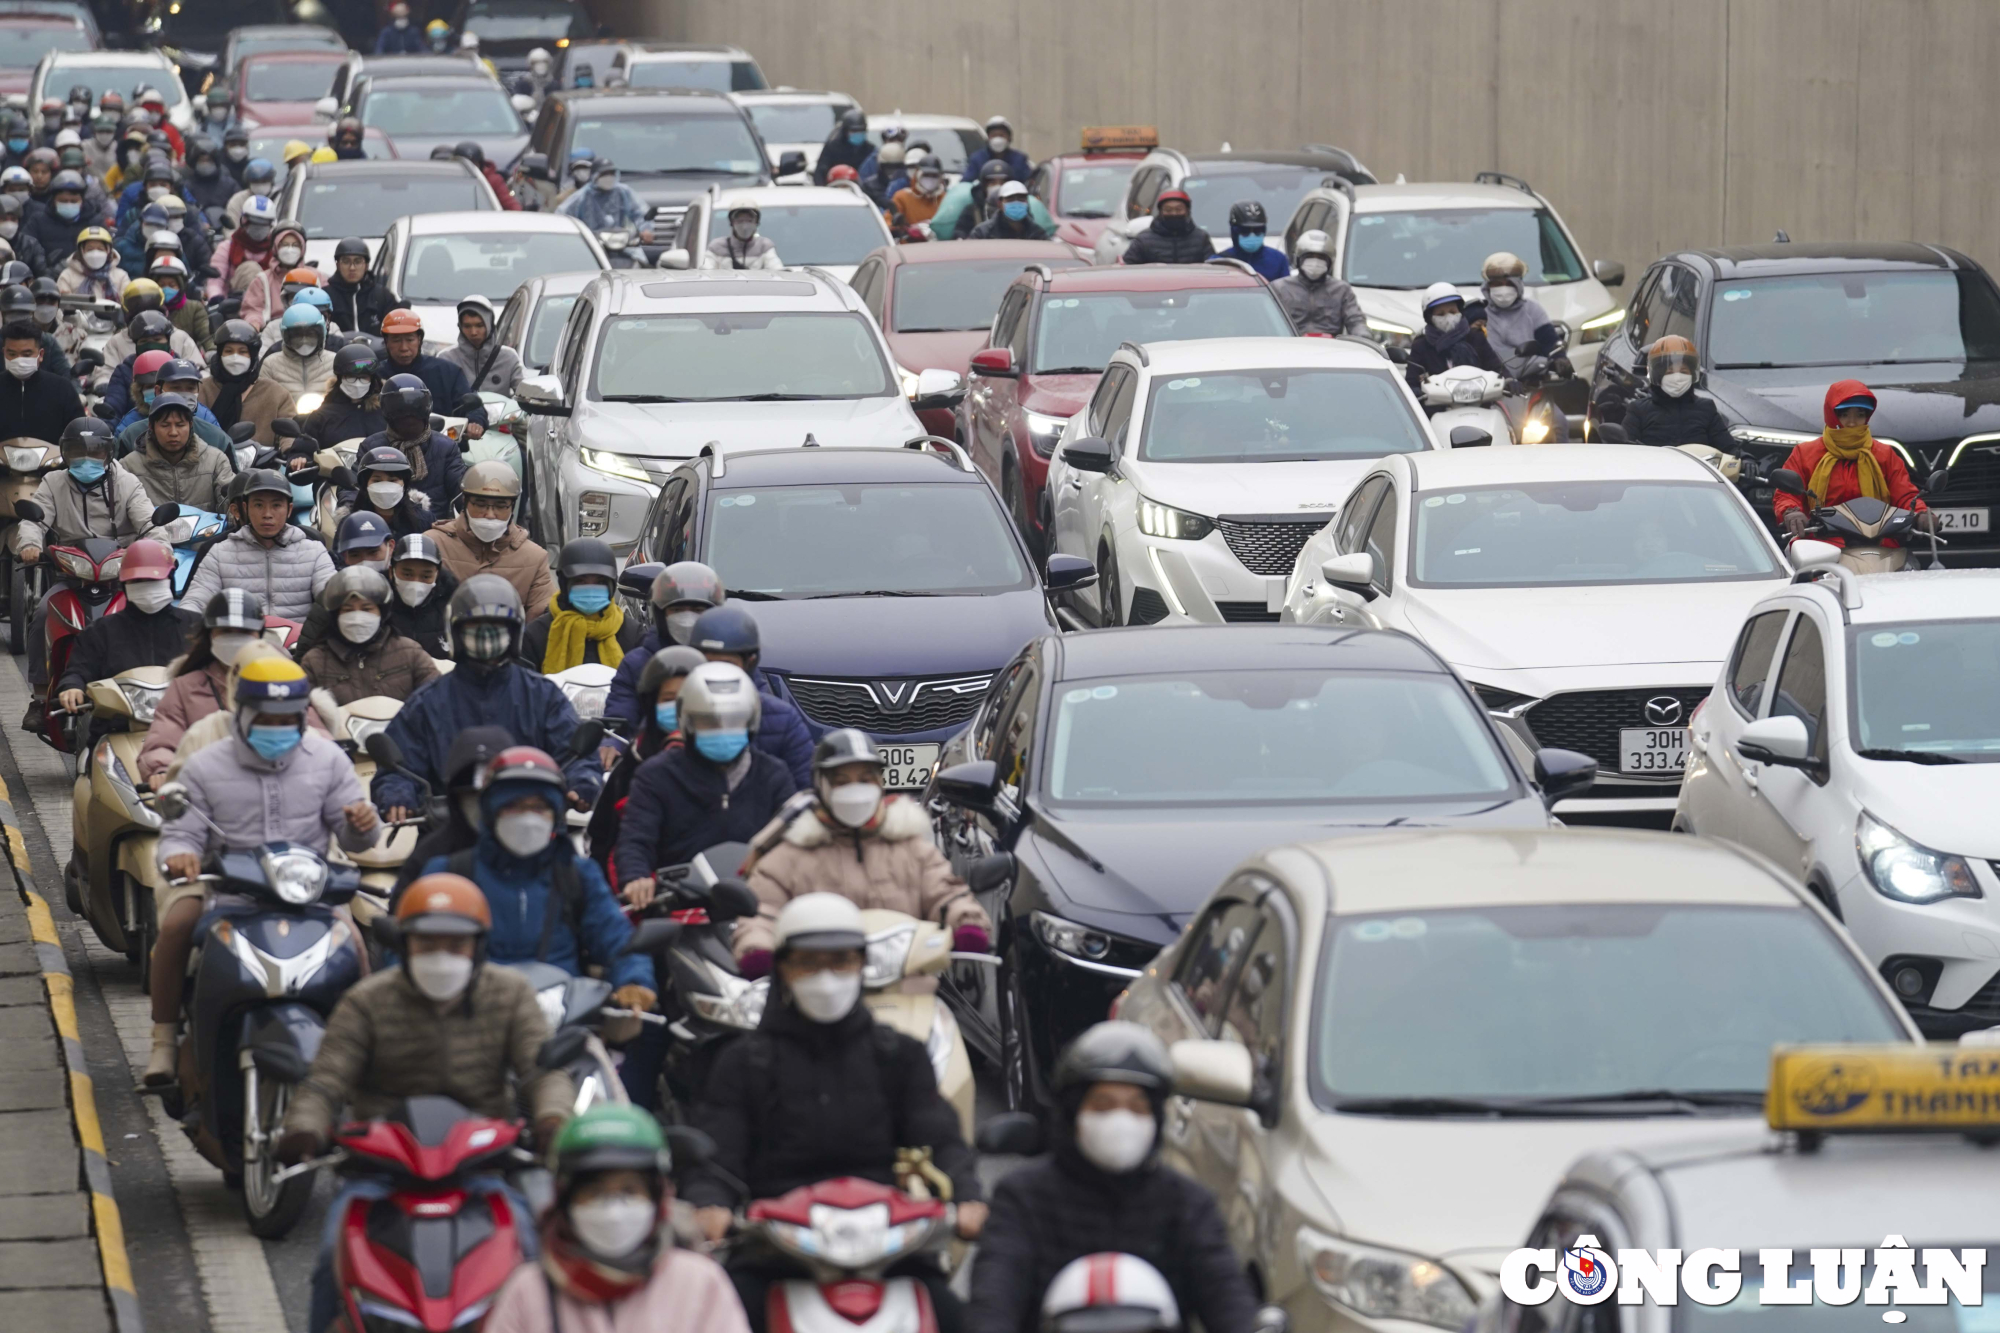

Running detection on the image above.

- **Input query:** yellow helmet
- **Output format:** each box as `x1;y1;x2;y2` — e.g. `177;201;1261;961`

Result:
310;146;337;164
120;277;162;313
76;224;112;248
426;18;449;36
234;654;312;715
282;139;311;165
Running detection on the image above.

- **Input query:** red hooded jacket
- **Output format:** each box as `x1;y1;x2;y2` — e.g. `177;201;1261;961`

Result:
480;161;521;211
1771;379;1925;539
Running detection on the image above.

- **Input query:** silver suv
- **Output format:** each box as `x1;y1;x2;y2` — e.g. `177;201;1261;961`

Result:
516;267;964;553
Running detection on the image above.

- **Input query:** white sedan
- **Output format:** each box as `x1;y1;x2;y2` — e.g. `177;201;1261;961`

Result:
372;211;610;349
1281;443;1792;818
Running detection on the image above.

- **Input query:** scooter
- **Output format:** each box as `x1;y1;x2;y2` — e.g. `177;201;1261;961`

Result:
1418;366;1516;447
1772;465;1948;574
494;918;679;1116
739;1178;956;1333
0;435;57;650
148;783;365;1239
160;503;227;596
66;665;172;972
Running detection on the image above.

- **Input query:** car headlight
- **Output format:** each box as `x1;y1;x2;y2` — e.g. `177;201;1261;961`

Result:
118;680;166;724
1136;496;1213;541
578;447;653;483
1297;1227;1477;1330
262;848;328;906
864;924;916;988
1856;811;1981;905
1730;425;1818;450
1365;316;1414;348
1025;410;1068;458
1577;306;1625;344
1033;910;1116;963
4;445;47;471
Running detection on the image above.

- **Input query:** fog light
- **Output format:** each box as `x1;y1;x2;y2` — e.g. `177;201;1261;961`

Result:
580;491;610;537
1895;966;1926;997
1879;954;1942;1007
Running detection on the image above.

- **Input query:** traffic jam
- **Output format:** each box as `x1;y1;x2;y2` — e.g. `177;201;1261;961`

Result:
0;1;1994;1331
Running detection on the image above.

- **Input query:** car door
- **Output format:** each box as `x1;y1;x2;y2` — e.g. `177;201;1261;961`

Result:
1157;894;1265;1183
850;256;886;326
1050;361;1131;575
1304;475;1389;626
967;285;1027;478
1735;608;1829;882
1071;365;1139;619
538;295;593;544
1682;607;1790;844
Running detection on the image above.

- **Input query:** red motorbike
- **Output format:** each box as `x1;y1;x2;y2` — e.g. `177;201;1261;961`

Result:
742;1178;954;1333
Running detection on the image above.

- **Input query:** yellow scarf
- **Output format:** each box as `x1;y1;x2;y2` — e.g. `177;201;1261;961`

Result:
541;601;626;673
1808;423;1890;507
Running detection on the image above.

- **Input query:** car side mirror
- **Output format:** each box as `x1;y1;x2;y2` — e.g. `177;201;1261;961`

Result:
149;502;180;527
618;561;662;598
1593;258;1625;288
969;347;1016;378
1171;1039;1254;1107
622;918;682;955
1063;437;1113;474
1448;425;1492;448
974;1110;1044;1156
706;877;761;922
229;420;257;444
929;759;999;810
911;368;964;410
656;248;690;270
776;150;807;179
1043;553;1096;592
1319;552;1377;601
537;1027;588;1069
1770;467;1809;498
1737;714;1817;771
1531;748;1596;807
314;96;338;120
966;850;1016;894
516;373;568;415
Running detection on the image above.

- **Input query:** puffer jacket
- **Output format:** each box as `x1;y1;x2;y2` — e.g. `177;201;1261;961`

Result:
54;254;126;299
179;523;336;622
430;514;555;621
11;463;165;556
284;963;571;1141
1122;217;1215;265
359;427;466;516
739;795;989;959
436;335;524;397
302;388;388;449
1271;272;1367;336
371;662;600;814
612;740;796;891
138;659;228;781
300;626;440;706
701;234;782;270
156;729;376;864
121;430;233;512
236;346;337;444
605;637;815;788
54;605;199;696
167;687;338;779
485;1247;748;1333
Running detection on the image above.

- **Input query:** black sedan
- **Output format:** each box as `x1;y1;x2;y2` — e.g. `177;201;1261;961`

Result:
923;624;1594;1110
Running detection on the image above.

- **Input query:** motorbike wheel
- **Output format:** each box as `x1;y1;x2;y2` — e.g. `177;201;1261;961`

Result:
241;1076;313;1239
6;561;26;656
131;881;157;990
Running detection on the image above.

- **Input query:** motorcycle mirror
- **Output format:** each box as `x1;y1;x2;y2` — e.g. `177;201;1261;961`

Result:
369;913;402;954
1770;467;1809;498
363;730;405;771
661;1124;718;1169
618;562;662;599
706;878;760;922
536;1027;589;1071
149;502;179;527
974;1110;1044;1157
966;850;1016;895
153;781;190;820
272;417;300;439
13;498;42;524
1385;344;1410;365
229;421;256;444
567;719;604;760
330;466;356;490
622;917;681;955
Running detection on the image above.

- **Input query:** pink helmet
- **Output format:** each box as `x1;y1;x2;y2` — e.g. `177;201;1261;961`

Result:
119;538;175;583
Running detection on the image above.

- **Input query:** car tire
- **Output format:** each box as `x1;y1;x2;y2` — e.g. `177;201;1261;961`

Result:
1808;876;1843;922
1097;542;1122;628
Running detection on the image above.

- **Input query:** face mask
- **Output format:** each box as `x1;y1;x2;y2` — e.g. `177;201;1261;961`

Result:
468;515;509;543
1075;1108;1157;1173
6;139;24;155
244;222;270;243
341;377;372;402
987;135;1008;154
1236;231;1264;252
568;585;610;615
494;809;554;857
1298;256;1330;282
146;185;168;202
1660;372;1693;398
0;221;15;240
33;304;53;327
654;700;677;731
356;558;390;576
1152;211;1190;236
167;218;183;234
95;132;114;148
593;175;614;192
571;167;590;184
917;175;943;196
664;608;699;644
220;353;251;375
693;728;749;763
731;219;756;241
825;781;881;829
59;203;82;223
1430;310;1462;334
67;457;104;484
125;579;173;614
1489;285;1520;309
195;161;216;179
848;131;867;146
211;630;255;664
366;481;404;510
4;356;35;380
1001;200;1028;221
158;284;179;302
395;576;434;607
142;388;156;408
286;336;317;358
407;951;473;1002
790;968;861;1023
394;15;409;27
458;621;509;661
245;723;302;762
570;1195;657;1260
276;244;302;266
338;610;380;643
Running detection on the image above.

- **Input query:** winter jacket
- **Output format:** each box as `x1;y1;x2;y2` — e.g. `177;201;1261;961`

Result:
738;796;988;959
374;21;427;53
300;626;440;705
1773;380;1926;536
25;206;87;271
1475;295;1559;377
0;366;81;445
114;405;229;458
968;1143;1259;1333
1123;218;1215;266
239;258;305;332
1271;271;1367;336
11;462;164;556
811;131;872;185
685;999;980;1209
519;597;643;672
967;211;1052;241
54;605;199;695
1622;388;1737;452
437;335;524;397
100;336;208;419
157;729;376;864
303;389;388;450
324;274;394;337
180;523;336;622
162;294;213;353
9;218;50;277
886;185;944;232
371;662;600;814
186;165;234;215
199;357;260;432
54;253;126;300
236;346;337;444
122;430;233;512
477;160;521;210
284;963;571;1142
612;740;796;890
360;427;466;515
221;231;274;291
386;564;456;658
606;638;815;787
430;514;555;621
938;182;1054;241
139;660;228;781
701;234;782;270
169;685;338;778
1405;321;1507;392
1212;242;1289;280
558;182;647;235
385;350;488;428
960;145;1031;184
486;1246;749;1333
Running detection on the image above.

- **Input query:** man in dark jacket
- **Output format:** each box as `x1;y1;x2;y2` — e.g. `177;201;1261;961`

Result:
951;159;1016;238
381;307;487;433
374;1;426;53
1405;282;1507;393
0;320;82;442
1209;200;1288;280
325;237;393;336
1123;190;1212;265
813;108;874;186
968;1022;1259;1333
0;196;49;279
967;181;1052;240
363;372;467;516
384;532;457;659
960;115;1030;184
684;604;813;787
1616;333;1736;450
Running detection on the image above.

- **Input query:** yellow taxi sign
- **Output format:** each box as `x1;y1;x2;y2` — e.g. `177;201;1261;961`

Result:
1768;1044;2000;1132
1081;125;1158;153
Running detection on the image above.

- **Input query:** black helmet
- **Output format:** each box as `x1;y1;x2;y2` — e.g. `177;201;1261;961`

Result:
333;340;380;379
28;276;56;300
357;444;413;479
635;644;707;707
556;537;617;587
452;140;485;167
202;587;265;632
1228;200;1266;232
334;115;362;142
214;317;257;355
333;235;369;261
49;169;84;195
0;261;27;288
391;532;440;566
58;416;114;460
688;603;759;658
0;285;29;320
447;573;525;665
839;108;866;133
813;728;881;772
978;158;1010;185
238;467;292;500
1051;1021;1173;1112
380;372;431;424
130;309;173;346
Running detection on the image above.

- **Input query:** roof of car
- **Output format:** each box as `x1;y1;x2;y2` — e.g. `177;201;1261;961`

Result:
709;446;984;487
1673;242;1965;275
1781;567;2000;625
525;270;600;298
404;210;587;236
302;159;477;180
359;74;508;92
885;238;1082;268
47;50;171;67
1041;263;1265;294
1179;149;1359;170
621;42;753;57
231;23;336;35
547;87;738;112
1131;335;1391;374
357;53;483;71
1403;441;1715;489
732;89;852;104
712;185;872;210
1051;624;1449;680
595;267;859;315
1352;180;1543;211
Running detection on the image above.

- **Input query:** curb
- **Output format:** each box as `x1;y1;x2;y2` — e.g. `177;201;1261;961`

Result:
0;777;144;1333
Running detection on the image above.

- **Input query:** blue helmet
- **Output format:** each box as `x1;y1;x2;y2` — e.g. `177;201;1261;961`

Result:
243;158;276;187
335;509;393;555
291;286;333;314
279;303;325;332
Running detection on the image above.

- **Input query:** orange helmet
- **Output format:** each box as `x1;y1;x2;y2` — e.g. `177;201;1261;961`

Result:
381;308;423;336
397;873;491;936
283;266;320;287
1646;334;1697;388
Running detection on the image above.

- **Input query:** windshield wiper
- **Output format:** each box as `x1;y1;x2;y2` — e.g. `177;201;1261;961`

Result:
1527;1089;1765;1111
1331;1096;1523;1116
601;394;691;403
1855;747;1969;765
726;393;827;402
1713;361;1778;369
802;589;943;599
721;588;783;602
1032;366;1104;375
1334;1090;1763;1117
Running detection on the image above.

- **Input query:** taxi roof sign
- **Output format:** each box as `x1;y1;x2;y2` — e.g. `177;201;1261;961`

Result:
1081;125;1158;153
1768;1044;2000;1134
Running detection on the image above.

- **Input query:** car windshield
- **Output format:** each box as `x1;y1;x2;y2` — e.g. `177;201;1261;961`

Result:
893;258;1081;333
705;483;1030;598
590;311;891;401
48;64;186;108
1346;208;1586;287
1411;480;1782;588
253;134;392;189
1314;904;1904;1106
361;87;520;137
1031;288;1290;373
298;174;491;238
402;232;599;302
521;293;577;370
0;23;89;66
464;0;589;41
708;204;883;266
871;127;978;175
1055;161;1139;218
1850;619;2000;761
1180;164;1327;235
626;58;764;92
231;32;342;69
1141;368;1432;463
571;113;764;175
242;57;345;102
745;101;841;144
1047;670;1512;805
1708;271;2000;368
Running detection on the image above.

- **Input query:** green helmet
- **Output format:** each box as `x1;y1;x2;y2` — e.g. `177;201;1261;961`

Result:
552;1106;670;1188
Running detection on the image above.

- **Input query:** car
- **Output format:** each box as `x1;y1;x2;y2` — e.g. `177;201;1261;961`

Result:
1098;144;1375;264
1049;335;1437;629
1111;826;1918;1333
323;52;488;117
347;72;527;165
244;123;396;193
494;269;596;375
31;49;192;135
1676;566;2000;1036
848;239;1088;439
217;21;345;86
278;157;499;269
1027;125;1158;252
0;0;95;48
1280;173;1627;382
232;49;355;130
513;268;963;553
371;211;607;347
522;88;789;255
731;88;860;178
958;261;1295;556
923;627;1585;1106
867;112;982;180
552;37;623;89
658;182;894;283
445;0;596;75
151;5;335;93
0;12;91;99
1591;243;2000;562
608;41;769;93
1282;443;1792;822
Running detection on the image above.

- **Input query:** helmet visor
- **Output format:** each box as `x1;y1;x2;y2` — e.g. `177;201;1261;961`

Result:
1648;349;1698;380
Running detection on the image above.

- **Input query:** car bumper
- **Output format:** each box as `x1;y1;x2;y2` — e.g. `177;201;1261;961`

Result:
1118;529;1299;625
1011;922;1143;1081
1835;866;2000;1033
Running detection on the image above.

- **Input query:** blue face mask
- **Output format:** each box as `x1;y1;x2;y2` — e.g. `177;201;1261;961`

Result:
568;585;610;615
159;284;179;302
7;139;26;155
246;724;302;762
1002;200;1028;221
654;700;677;732
67;457;105;484
291;483;313;512
54;200;78;221
693;728;749;763
1237;231;1265;253
848;131;866;146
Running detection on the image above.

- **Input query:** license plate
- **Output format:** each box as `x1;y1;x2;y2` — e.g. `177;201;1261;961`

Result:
1619;727;1688;775
1932;507;1989;532
878;744;941;791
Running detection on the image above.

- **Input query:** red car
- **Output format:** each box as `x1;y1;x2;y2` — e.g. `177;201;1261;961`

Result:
957;262;1294;554
0;15;91;99
1028;126;1155;252
848;238;1085;439
234;49;352;130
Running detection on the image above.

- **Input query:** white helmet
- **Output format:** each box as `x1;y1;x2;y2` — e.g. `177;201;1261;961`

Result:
241;194;278;227
1294;228;1333;261
677;660;762;736
459;30;479;49
1421;280;1464;314
773;892;866;954
1041;1254;1180;1333
527;46;551;69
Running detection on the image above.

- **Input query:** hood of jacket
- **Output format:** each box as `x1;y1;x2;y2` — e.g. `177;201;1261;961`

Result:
1823;377;1874;427
781;793;927;848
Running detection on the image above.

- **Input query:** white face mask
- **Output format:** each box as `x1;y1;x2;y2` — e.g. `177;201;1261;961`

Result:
790;968;861;1023
1075;1108;1157;1173
81;248;106;270
570;1195;657;1259
4;355;36;380
340;377;371;401
825;781;881;829
664;608;699;644
337;610;380;643
211;630;256;664
367;480;404;509
1430;310;1463;333
286;336;318;358
1489;285;1520;309
146;185;168;201
125;579;173;614
988;135;1009;154
395;576;434;606
276;244;302;266
220;353;251;376
494;809;553;858
468;515;509;543
0;221;16;239
408;950;473;1002
1298;256;1330;281
1660;372;1694;398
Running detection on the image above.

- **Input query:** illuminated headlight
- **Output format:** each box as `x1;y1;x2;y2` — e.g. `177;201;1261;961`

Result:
1136;497;1213;541
864;924;916;988
4;445;46;471
1577;307;1624;344
1731;425;1818;450
689;973;767;1029
1856;811;1980;905
1297;1227;1477;1330
262;848;328;906
1519;412;1553;444
1033;910;1112;962
118;680;166;724
295;392;324;415
534;983;566;1032
896;364;922;399
1025;410;1068;458
579;447;653;483
1365;316;1414;348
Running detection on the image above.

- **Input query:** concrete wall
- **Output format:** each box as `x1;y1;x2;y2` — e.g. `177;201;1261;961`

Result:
606;0;2000;280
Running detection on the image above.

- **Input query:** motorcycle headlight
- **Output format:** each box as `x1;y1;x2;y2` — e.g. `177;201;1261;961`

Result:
262;848;328;906
688;972;767;1029
1520;412;1554;444
864;924;917;988
295;392;324;415
1450;377;1484;405
1297;1227;1477;1330
1856;811;1980;905
1136;497;1213;541
578;446;653;483
601;230;629;251
118;679;166;724
561;682;606;721
54;548;97;579
5;445;46;471
1577;306;1624;344
1025;410;1068;458
346;715;389;747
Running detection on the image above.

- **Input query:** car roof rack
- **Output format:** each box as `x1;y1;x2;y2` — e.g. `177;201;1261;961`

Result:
698;440;726;476
1474;170;1537;197
1117;340;1149;367
904;434;976;472
1022;262;1055;283
1790;561;1863;620
1302;144;1376;185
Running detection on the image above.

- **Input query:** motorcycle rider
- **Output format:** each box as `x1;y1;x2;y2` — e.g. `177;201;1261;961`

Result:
520;537;641;671
385;532;457;658
887;157;948;236
292;511;395;649
430;461;553;619
198;319;259;434
438;294;524;396
122;392;230;512
485;1105;752;1333
185;136;232;212
559;158;652;247
1613;335;1736;450
0;284;66;377
939;159;1016;239
52;537;195;727
114;354;226;454
221;190;279;286
28;175;91;276
1405;281;1507;393
238;305;336;443
0;196;48;279
737;729;991;979
152;654;380;1083
685;604;814;786
148;254;212;353
181;467;335;620
241;222;312;329
329;116;367;162
382;306;489;436
374;1;425;54
389;725;512;899
968;181;1051;240
1122;189;1212;265
523;47;556;102
1471;251;1567;378
453;140;520;211
325;236;391;335
336;443;433;538
303;340;389;447
55;224;124;299
813;108;873;185
138;588;264;788
1210;201;1287;279
219;124;252;187
586;645;704;884
688;892;984;1333
300;566;440;705
861;139;907;207
702;204;782;270
602;560;726;746
968;1022;1260;1333
1774;380;1933;545
101;305;201;419
0;317;82;440
1268;229;1368;335
363;370;469;515
962;114;1029;183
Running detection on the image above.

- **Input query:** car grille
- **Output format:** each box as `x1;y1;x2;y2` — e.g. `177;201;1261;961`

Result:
1128;588;1170;625
1939;970;2000;1024
1215;601;1280;623
781;673;992;734
1216;518;1325;576
1935;441;2000;500
1523;687;1712;773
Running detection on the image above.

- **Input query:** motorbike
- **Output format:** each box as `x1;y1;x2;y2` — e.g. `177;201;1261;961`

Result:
1771;465;1949;574
738;1178;956;1333
159;502;227;596
598;229;641;269
1418;366;1515;447
149;782;366;1238
328;694;421;935
1497;326;1587;444
66;665;172;973
0;435;57;649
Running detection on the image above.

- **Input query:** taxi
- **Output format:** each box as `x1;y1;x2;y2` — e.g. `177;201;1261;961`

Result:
1027;126;1157;252
1476;1043;2000;1331
1116;828;1921;1332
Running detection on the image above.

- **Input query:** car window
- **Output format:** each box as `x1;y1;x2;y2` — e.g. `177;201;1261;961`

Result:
1363;484;1397;591
973;656;1029;758
894;263;1077;337
1217;886;1290;1106
705;203;886;267
241;57;345;102
1127;166;1164;217
590;312;892;401
1335;477;1388;555
1771;615;1828;759
1727;610;1789;718
557;297;592;398
744;100;841;145
521;293;578;372
988;286;1026;350
401;231;600;303
1173;900;1264;1037
1657;263;1701;345
570;112;764;175
1850;619;2000;761
298;173;493;239
989;656;1040;796
1625;268;1670;350
1031;288;1292;375
1052;160;1137;219
1707;269;2000;369
847;258;882;319
463;0;592;44
636;481;678;563
1100;368;1140;452
1085;363;1129;437
362;86;521;137
668;477;698;563
1343;207;1586;286
1138;368;1431;464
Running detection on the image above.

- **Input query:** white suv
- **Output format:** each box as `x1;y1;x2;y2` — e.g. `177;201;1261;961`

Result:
658;183;894;284
1676;566;2000;1035
516;268;964;552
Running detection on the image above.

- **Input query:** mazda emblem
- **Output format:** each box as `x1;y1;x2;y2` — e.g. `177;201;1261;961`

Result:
1643;696;1683;726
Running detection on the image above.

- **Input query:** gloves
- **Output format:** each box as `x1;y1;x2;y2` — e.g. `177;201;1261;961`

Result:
738;949;772;980
1551;355;1574;377
275;1129;322;1165
611;984;655;1013
952;924;992;954
1781;511;1809;539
